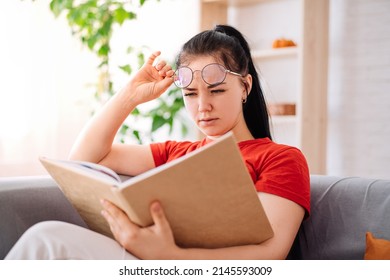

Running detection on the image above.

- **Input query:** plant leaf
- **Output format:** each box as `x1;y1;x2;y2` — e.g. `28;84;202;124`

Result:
137;52;145;68
98;44;110;57
131;107;141;116
50;0;74;17
132;130;142;144
119;64;132;75
113;7;128;25
151;115;166;132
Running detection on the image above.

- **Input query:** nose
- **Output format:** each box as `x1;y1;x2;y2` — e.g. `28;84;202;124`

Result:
198;91;212;112
189;71;213;112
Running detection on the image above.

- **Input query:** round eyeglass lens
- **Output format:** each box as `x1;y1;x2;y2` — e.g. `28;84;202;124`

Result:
202;64;227;86
174;67;192;88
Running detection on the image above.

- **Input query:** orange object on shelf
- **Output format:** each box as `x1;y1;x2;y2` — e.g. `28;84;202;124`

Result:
268;103;296;116
272;38;297;48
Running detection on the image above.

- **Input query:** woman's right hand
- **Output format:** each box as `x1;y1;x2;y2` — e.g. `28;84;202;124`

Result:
69;51;173;168
122;51;175;105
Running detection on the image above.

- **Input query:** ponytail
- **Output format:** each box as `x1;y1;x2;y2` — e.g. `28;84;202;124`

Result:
214;25;272;140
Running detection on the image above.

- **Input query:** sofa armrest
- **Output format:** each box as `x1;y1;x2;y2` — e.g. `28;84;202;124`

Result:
0;176;87;259
293;175;390;259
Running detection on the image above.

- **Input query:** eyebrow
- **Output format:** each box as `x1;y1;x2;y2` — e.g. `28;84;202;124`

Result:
184;82;226;91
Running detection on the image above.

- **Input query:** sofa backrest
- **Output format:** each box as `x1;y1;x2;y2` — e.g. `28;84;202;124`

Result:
289;175;390;259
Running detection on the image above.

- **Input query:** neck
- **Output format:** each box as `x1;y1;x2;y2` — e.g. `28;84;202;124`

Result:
205;129;254;143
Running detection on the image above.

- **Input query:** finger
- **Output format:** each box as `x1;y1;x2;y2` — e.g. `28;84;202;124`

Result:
100;199;139;232
154;76;174;94
158;64;173;77
146;51;161;66
165;69;174;78
155;60;167;71
100;201;120;233
100;199;121;225
101;199;122;216
150;201;172;234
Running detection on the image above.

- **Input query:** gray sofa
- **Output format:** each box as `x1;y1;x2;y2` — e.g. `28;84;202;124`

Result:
1;175;389;259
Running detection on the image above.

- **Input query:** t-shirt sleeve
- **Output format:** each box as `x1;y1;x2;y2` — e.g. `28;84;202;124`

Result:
255;147;311;217
150;140;200;167
150;142;169;167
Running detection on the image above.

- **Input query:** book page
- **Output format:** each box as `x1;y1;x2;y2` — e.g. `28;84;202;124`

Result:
41;157;121;184
75;161;122;182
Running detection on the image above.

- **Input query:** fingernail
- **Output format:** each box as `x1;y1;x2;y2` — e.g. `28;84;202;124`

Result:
152;202;160;212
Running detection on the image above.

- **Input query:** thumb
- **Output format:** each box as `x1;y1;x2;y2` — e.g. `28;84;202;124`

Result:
150;201;172;234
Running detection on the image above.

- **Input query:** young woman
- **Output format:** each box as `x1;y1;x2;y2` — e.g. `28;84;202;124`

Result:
6;25;310;260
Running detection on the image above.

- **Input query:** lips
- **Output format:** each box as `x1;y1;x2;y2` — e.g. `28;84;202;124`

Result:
198;117;218;126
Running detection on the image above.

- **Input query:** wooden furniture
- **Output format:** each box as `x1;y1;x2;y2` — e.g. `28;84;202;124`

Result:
199;0;329;174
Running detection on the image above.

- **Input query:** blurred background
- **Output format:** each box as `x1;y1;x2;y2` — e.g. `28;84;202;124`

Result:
1;0;389;179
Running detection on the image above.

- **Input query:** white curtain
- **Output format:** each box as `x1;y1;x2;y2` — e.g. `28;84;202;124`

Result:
0;0;200;176
0;1;97;176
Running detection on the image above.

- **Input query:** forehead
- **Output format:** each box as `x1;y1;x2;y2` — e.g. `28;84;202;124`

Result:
183;55;224;70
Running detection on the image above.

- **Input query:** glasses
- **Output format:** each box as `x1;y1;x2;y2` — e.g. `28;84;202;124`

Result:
173;63;243;89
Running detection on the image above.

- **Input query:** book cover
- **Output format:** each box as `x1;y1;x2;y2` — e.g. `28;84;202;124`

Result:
40;132;273;248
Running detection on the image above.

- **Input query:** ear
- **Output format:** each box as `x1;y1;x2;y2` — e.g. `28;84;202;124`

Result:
242;74;252;97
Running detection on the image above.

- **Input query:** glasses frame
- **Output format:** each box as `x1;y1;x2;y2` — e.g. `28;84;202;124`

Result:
173;63;243;89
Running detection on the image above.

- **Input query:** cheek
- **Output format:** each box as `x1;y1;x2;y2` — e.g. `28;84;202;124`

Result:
183;98;197;118
222;81;246;112
220;97;244;126
219;94;243;114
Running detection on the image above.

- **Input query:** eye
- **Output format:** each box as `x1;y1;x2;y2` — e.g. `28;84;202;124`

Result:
210;89;225;94
183;91;197;97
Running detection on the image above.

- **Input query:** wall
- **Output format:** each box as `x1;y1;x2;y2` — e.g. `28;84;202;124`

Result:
327;0;390;179
228;0;390;179
1;0;389;179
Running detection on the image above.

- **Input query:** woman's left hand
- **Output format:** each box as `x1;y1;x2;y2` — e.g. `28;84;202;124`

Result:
100;199;180;259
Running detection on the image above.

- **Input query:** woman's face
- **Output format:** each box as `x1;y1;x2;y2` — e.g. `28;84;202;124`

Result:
180;55;252;140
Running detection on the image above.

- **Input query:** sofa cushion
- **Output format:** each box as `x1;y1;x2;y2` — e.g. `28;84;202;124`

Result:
293;175;390;259
0;176;87;259
364;232;390;260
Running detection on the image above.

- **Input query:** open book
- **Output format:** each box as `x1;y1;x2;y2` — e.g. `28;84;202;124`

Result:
40;132;273;249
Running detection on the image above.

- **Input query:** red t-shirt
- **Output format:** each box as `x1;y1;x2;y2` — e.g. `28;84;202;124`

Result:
150;137;310;216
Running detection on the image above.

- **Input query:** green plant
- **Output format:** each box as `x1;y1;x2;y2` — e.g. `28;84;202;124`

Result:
29;0;187;143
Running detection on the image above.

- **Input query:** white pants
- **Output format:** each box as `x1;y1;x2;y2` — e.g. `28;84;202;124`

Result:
5;221;139;260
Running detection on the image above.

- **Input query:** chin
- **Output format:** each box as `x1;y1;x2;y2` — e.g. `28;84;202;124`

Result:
200;128;228;139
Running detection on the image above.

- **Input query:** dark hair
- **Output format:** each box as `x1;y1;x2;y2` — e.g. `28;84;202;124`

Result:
176;25;272;139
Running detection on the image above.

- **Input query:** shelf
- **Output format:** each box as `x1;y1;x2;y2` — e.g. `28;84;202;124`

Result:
252;47;298;59
202;0;273;6
200;0;329;174
269;115;296;124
